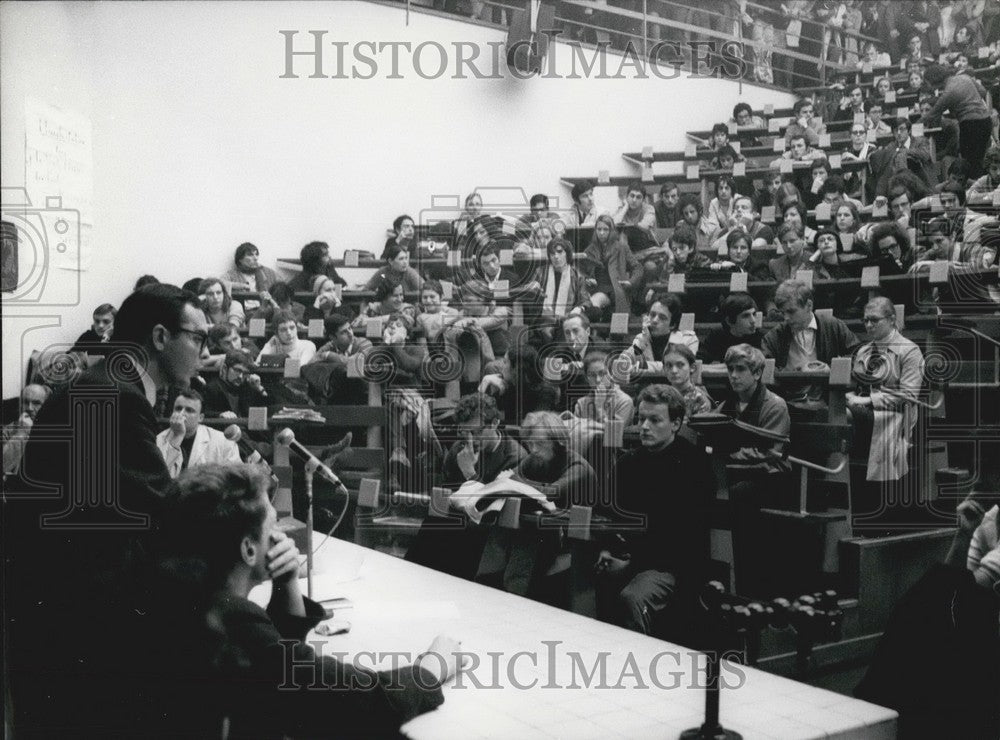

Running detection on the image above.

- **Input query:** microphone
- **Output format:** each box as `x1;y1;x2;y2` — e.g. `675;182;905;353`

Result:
275;428;346;492
224;424;263;465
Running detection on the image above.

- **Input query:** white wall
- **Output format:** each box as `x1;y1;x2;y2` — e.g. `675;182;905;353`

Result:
1;0;793;394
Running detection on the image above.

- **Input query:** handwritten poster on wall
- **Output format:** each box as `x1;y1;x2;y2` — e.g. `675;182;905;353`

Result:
25;98;93;271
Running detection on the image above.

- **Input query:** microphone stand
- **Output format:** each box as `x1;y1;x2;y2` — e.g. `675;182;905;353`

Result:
303;456;318;600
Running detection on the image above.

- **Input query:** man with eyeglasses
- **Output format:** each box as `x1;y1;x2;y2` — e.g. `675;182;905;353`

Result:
841;124;875;198
203;348;268;419
846;297;924;528
7;283;212;737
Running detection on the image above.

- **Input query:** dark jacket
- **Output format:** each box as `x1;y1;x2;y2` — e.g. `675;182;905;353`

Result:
698;326;764;364
140;580;444;739
607;437;714;582
203;377;269;417
718;380;792;474
6;358;171;737
761;312;861;369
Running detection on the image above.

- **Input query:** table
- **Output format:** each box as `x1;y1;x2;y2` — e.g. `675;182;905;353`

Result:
252;536;896;740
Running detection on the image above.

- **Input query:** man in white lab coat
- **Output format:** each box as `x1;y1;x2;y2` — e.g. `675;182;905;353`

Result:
156;388;240;478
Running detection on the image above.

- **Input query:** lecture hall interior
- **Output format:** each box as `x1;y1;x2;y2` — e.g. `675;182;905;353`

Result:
2;1;1000;738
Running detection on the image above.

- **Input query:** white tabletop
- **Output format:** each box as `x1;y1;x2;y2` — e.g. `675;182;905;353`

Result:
251;535;896;740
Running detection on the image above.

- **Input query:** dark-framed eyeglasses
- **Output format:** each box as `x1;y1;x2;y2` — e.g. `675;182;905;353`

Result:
175;327;209;351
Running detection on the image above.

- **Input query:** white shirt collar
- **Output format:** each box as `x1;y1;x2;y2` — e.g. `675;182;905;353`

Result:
137;362;158;407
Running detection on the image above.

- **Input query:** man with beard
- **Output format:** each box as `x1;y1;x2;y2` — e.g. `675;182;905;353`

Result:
6;284;210;737
477;410;598;598
202;348;268;418
594;385;714;637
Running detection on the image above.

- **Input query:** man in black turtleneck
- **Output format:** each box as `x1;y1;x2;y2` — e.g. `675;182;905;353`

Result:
595;384;714;637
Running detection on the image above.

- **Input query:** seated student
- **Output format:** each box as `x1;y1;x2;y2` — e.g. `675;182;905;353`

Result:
834;84;867;122
356;279;417;329
573;348;635;425
364;243;423;294
200;278;246;330
538;237;590;319
770;222;816;282
454;191;484;235
709;196;775;254
659;224;712;279
595;384;714;636
706;122;731;151
382;313;429;384
752;168;785;213
675;192;715;253
442;392;527;486
865;98;892;136
71;303;117;356
454;279;511;359
2;384;50;478
763;278;861;369
869;220;916;275
314;313;373;363
155;389;240;478
630;292;699;368
730;101;765;130
582;214;643;317
719;343;792;475
784;98;827;147
381;213;416;259
222;242;279;300
416;279;461;342
706;175;738;239
654;183;680;229
526;220;555;254
913;215;959;264
708;145;744;172
934;157;972;195
699;292;764;364
475;410;597;598
612;181;657;244
257;309;316;365
511;410;597;511
204;324;258;371
831;199;873;250
523;193;554;226
146;463;455;738
287;241;347;294
802;157;833;210
480;342;560;422
817;175;863;212
809;228;858;279
203;349;269;418
566;180;606;227
870;117;937;197
771;133;827;170
966;145;1000;205
841;122;876;197
302;275;344;323
781;201;818;247
249;281;305;328
857;40;891;69
474;243;525;291
661;343;712;417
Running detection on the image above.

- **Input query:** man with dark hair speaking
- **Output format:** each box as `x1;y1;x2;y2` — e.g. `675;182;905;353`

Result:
6;283;210;737
595;384;714;638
